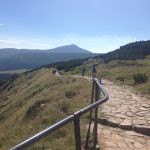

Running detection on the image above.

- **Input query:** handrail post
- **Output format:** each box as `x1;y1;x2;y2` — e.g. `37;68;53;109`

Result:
85;80;95;150
74;118;81;150
93;80;100;149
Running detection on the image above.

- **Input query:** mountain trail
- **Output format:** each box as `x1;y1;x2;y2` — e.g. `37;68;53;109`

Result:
98;79;150;150
59;74;150;149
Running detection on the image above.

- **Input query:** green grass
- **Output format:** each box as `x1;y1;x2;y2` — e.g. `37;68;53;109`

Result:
0;68;92;150
64;60;99;76
65;55;150;98
96;56;150;97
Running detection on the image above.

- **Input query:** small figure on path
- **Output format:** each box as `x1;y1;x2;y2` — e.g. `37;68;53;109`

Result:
81;65;86;78
52;68;57;75
90;65;97;80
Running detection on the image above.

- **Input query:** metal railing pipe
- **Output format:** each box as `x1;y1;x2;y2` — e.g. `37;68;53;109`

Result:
10;115;75;150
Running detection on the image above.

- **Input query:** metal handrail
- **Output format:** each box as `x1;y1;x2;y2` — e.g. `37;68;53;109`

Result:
10;78;109;150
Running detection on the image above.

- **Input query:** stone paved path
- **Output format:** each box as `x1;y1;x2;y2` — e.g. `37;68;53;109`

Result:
98;79;150;150
98;125;150;150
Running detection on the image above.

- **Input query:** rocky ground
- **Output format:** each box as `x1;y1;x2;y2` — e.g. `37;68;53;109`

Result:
98;79;150;150
98;125;150;150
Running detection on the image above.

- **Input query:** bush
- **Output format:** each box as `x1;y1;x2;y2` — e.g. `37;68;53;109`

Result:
116;76;125;82
25;100;48;119
133;73;148;84
65;89;78;99
58;101;70;113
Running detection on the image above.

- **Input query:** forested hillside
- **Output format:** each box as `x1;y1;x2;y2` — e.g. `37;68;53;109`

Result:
98;40;150;62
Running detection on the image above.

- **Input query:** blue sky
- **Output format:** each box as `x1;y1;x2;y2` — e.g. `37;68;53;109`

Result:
0;0;150;53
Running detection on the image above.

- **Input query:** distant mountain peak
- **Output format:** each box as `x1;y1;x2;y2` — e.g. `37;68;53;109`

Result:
69;44;79;47
0;44;94;71
47;44;92;54
70;44;77;46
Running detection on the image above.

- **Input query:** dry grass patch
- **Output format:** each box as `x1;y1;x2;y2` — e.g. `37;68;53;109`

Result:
0;68;91;150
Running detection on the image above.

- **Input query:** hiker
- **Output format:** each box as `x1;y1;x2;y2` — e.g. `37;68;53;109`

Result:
90;65;97;80
81;65;86;77
52;68;57;75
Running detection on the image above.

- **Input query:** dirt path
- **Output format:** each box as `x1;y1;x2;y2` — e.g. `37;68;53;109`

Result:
98;79;150;150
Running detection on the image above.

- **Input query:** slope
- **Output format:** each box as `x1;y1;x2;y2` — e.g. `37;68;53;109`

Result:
0;68;91;150
96;55;150;98
0;48;28;60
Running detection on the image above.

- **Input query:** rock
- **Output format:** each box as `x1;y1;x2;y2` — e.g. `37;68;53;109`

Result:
134;142;143;149
111;134;121;140
126;111;133;117
141;104;150;108
130;108;138;113
133;120;146;125
119;119;132;130
40;103;46;109
135;112;145;117
134;125;150;136
139;107;148;111
104;141;117;148
124;131;144;137
96;145;100;150
98;118;119;128
114;114;127;119
117;142;130;150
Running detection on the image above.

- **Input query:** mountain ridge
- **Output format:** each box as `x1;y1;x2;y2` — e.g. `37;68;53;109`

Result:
0;44;92;60
0;44;94;71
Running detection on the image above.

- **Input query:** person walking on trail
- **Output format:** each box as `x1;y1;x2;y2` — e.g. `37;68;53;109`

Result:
52;68;59;75
52;68;57;75
91;65;97;80
81;65;86;77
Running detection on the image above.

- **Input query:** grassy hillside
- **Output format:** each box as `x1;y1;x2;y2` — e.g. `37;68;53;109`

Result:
96;55;150;97
0;68;91;150
65;56;150;98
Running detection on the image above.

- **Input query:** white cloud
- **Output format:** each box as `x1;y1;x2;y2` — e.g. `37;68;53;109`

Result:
0;39;22;49
0;40;20;45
